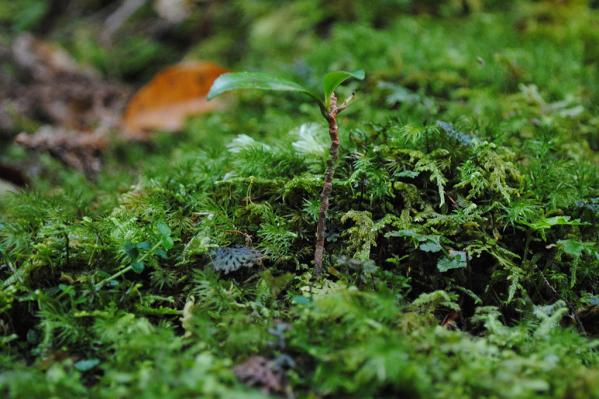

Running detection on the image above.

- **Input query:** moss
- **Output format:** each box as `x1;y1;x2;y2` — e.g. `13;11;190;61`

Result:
1;1;598;398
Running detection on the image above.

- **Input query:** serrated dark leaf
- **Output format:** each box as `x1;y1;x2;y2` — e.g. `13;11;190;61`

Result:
210;246;264;274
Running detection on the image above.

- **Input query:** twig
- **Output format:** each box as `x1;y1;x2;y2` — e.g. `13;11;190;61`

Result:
225;229;253;246
102;0;147;43
540;271;587;335
314;93;339;276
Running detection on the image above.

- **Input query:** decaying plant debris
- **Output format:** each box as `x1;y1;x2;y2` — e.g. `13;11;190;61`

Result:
1;34;129;179
15;127;106;178
0;1;598;398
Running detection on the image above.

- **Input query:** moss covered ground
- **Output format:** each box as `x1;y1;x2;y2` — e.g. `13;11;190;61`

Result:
0;1;598;398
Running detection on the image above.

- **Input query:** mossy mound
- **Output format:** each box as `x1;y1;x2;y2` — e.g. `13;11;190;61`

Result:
1;1;598;398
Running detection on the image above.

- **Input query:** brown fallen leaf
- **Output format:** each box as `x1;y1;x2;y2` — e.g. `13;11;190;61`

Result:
233;356;286;394
121;61;227;140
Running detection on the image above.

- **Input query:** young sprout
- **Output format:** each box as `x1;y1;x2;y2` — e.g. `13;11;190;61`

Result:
208;69;365;276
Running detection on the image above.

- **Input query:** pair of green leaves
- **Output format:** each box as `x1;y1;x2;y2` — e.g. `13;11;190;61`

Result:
207;70;365;114
386;229;467;272
123;221;173;274
385;229;443;253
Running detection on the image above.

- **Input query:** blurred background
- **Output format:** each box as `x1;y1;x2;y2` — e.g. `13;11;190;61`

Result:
1;0;598;194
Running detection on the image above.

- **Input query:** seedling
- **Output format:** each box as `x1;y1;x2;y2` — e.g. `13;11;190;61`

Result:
208;70;365;275
94;221;174;290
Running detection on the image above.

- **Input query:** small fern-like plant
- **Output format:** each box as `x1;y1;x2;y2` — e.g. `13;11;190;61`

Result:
208;70;365;275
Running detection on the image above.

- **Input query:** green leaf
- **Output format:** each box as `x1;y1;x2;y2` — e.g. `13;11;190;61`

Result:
526;216;586;240
526;216;583;231
386;229;442;253
419;240;442;253
292;295;311;306
396;170;419;178
156;221;174;250
131;261;145;274
74;358;100;372
587;296;599;306
322;70;365;106
156;248;167;259
207;72;321;105
437;250;467;272
557;239;593;258
124;242;139;259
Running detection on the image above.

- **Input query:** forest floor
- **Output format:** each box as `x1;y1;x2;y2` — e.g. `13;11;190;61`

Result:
0;1;598;398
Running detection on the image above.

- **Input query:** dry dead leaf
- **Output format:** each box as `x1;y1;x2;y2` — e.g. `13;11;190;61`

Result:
233;356;287;394
16;127;106;178
121;61;227;140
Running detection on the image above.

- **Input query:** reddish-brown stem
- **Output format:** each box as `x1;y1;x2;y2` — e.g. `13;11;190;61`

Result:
314;94;339;276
